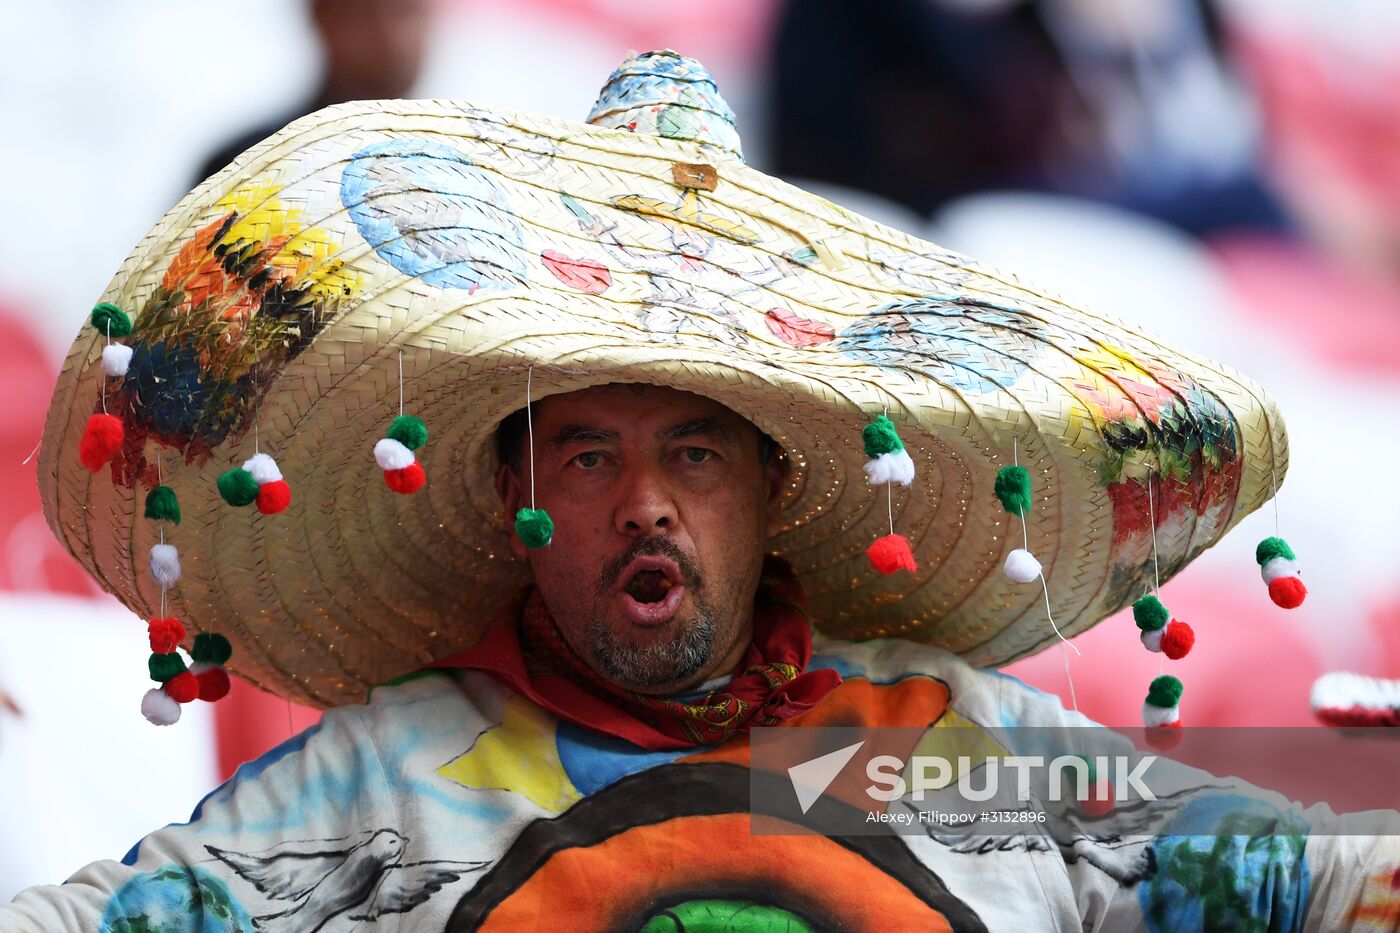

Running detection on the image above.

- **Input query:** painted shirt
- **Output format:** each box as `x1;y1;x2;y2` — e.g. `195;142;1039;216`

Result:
3;635;1398;932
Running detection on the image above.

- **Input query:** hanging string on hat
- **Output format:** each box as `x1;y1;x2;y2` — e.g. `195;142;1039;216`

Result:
997;438;1078;712
374;348;429;494
1132;462;1194;664
863;404;918;574
216;358;292;514
141;449;232;724
1148;466;1163;678
1131;459;1191;740
79;303;132;473
515;366;554;549
1256;433;1306;609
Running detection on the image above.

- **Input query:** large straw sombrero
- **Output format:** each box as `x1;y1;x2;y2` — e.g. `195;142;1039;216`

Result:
39;51;1285;708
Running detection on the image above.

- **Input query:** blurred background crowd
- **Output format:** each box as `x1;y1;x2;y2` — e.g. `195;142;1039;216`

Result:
3;0;1399;896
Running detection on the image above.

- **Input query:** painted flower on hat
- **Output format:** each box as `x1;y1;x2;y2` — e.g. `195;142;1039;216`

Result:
103;182;361;478
1068;345;1244;612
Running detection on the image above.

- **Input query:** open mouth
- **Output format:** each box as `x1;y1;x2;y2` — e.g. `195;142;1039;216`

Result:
616;556;686;625
625;569;674;604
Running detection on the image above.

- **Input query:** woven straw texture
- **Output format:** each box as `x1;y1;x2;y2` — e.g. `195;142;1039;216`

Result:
38;53;1285;708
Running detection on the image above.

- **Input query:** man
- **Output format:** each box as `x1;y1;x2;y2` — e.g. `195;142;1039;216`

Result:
7;50;1399;930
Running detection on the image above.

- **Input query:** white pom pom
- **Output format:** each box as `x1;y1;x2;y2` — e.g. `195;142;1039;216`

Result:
141;687;181;725
150;543;181;586
1003;548;1041;583
1260;557;1300;584
101;343;133;377
1140;627;1164;652
863;450;915;486
374;438;415;471
1142;703;1180;727
242;451;282;484
1311;672;1400;713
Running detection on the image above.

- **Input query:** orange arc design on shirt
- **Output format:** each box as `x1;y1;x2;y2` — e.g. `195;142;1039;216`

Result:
475;811;953;931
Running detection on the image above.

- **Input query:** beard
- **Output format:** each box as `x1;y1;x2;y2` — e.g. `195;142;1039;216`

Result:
587;536;715;690
586;602;716;690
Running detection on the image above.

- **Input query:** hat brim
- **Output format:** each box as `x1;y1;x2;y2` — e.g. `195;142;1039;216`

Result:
39;99;1285;707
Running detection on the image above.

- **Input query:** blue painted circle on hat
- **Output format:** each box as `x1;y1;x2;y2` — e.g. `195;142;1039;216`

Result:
836;296;1050;396
340;137;529;291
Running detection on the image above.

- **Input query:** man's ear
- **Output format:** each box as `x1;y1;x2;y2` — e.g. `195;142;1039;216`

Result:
763;451;788;538
495;463;528;558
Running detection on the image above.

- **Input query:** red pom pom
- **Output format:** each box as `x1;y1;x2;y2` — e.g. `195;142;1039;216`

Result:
866;533;918;575
147;617;186;653
384;462;426;494
256;479;292;514
164;670;200;703
1161;620;1195;660
1080;780;1115;818
196;666;231;702
1145;720;1183;751
78;413;124;472
1269;576;1307;609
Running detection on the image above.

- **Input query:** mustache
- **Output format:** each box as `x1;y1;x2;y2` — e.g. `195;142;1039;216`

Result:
597;536;704;594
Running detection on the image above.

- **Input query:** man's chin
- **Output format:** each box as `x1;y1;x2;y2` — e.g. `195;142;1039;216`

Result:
586;606;714;692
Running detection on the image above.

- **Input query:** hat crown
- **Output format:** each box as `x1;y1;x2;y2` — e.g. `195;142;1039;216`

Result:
585;49;744;163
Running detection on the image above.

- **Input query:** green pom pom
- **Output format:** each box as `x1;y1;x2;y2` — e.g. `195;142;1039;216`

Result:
515;508;554;549
148;652;187;683
994;465;1033;516
387;415;429;451
144;485;181;525
217;467;259;507
862;416;904;457
192;632;233;665
90;302;132;338
1255;536;1296;566
1132;594;1169;631
1075;754;1099;783
1146;675;1184;708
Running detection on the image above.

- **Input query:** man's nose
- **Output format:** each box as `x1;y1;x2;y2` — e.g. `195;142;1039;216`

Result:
613;464;678;536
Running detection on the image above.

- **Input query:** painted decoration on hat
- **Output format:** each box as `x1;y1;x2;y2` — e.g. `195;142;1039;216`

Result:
586;49;744;163
107;182;360;478
1067;345;1243;609
558;191;798;348
836;296;1050;395
765;307;836;348
540;250;612;294
340;138;529;292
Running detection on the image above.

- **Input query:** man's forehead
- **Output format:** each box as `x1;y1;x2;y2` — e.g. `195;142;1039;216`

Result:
534;383;748;430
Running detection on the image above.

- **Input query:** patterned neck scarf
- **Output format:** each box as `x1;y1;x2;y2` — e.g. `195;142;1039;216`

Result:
432;557;842;749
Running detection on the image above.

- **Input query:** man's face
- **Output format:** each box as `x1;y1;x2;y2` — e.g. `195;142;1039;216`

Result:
496;384;784;694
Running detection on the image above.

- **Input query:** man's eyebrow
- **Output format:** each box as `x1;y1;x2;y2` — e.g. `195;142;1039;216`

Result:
547;425;618;448
660;418;739;443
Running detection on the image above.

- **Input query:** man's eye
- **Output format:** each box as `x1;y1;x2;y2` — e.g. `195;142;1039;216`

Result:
681;447;714;465
572;451;603;470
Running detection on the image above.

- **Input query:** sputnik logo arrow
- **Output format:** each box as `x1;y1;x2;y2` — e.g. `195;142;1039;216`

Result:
787;740;865;814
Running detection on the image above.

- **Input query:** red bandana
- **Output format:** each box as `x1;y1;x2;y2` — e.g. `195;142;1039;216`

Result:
431;557;842;749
